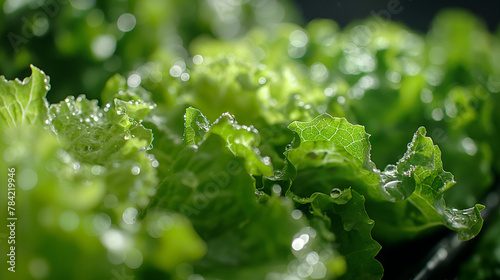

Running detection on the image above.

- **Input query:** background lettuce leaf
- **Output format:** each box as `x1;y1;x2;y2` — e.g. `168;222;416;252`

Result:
0;65;49;128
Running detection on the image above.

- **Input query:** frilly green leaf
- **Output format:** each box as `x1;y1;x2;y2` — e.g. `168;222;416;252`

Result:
0;65;50;128
286;114;484;242
183;107;273;176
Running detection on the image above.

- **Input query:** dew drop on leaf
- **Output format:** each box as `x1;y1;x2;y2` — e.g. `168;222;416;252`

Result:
272;184;282;195
122;207;138;224
330;188;342;198
131;166;140;175
379;180;404;202
291;209;303;220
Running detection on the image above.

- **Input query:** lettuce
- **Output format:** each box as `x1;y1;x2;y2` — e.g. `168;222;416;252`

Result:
0;5;498;280
284;114;484;242
0;55;488;280
0;65;50;128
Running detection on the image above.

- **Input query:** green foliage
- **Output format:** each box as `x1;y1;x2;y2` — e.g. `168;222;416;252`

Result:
0;2;499;280
284;114;484;243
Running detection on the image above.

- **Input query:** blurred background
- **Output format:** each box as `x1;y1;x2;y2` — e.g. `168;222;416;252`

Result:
293;0;500;32
1;0;499;104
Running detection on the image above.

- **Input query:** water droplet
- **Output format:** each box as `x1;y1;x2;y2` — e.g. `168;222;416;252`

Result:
432;108;444;121
124;135;130;140
272;184;282;195
436;248;448;260
289;30;309;48
443;97;457;118
461;137;477;156
297;262;313;278
192;54;204;65
310;262;327;279
292;233;310;251
125;247;143;269
383;164;397;175
358;75;377;89
347;87;365;99
122;207;138;224
291;209;303;220
337;96;346;105
306;252;320;265
436;201;478;232
131;166;141;175
324;87;336;97
100;229;126;251
258;77;267;85
180;73;190;81
378;164;414;202
91;165;104;175
169;65;183;77
379;180;404;202
259;156;271;166
386;70;401;83
91;34;117;60
127;73;141;88
92;213;111;234
420;88;434;103
330;188;342;198
117;13;136;32
311;62;329;83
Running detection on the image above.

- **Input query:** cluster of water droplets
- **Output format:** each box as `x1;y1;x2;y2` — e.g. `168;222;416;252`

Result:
377;164;414;202
433;198;481;240
265;227;334;280
211;113;272;170
169;59;191;82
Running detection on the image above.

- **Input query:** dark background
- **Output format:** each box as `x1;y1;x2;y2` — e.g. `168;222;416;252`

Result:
292;0;500;32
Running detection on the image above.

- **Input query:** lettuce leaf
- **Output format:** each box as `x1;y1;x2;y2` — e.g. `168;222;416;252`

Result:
292;188;384;280
183;107;273;176
149;133;345;279
0;65;49;128
285;113;484;242
48;94;158;209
